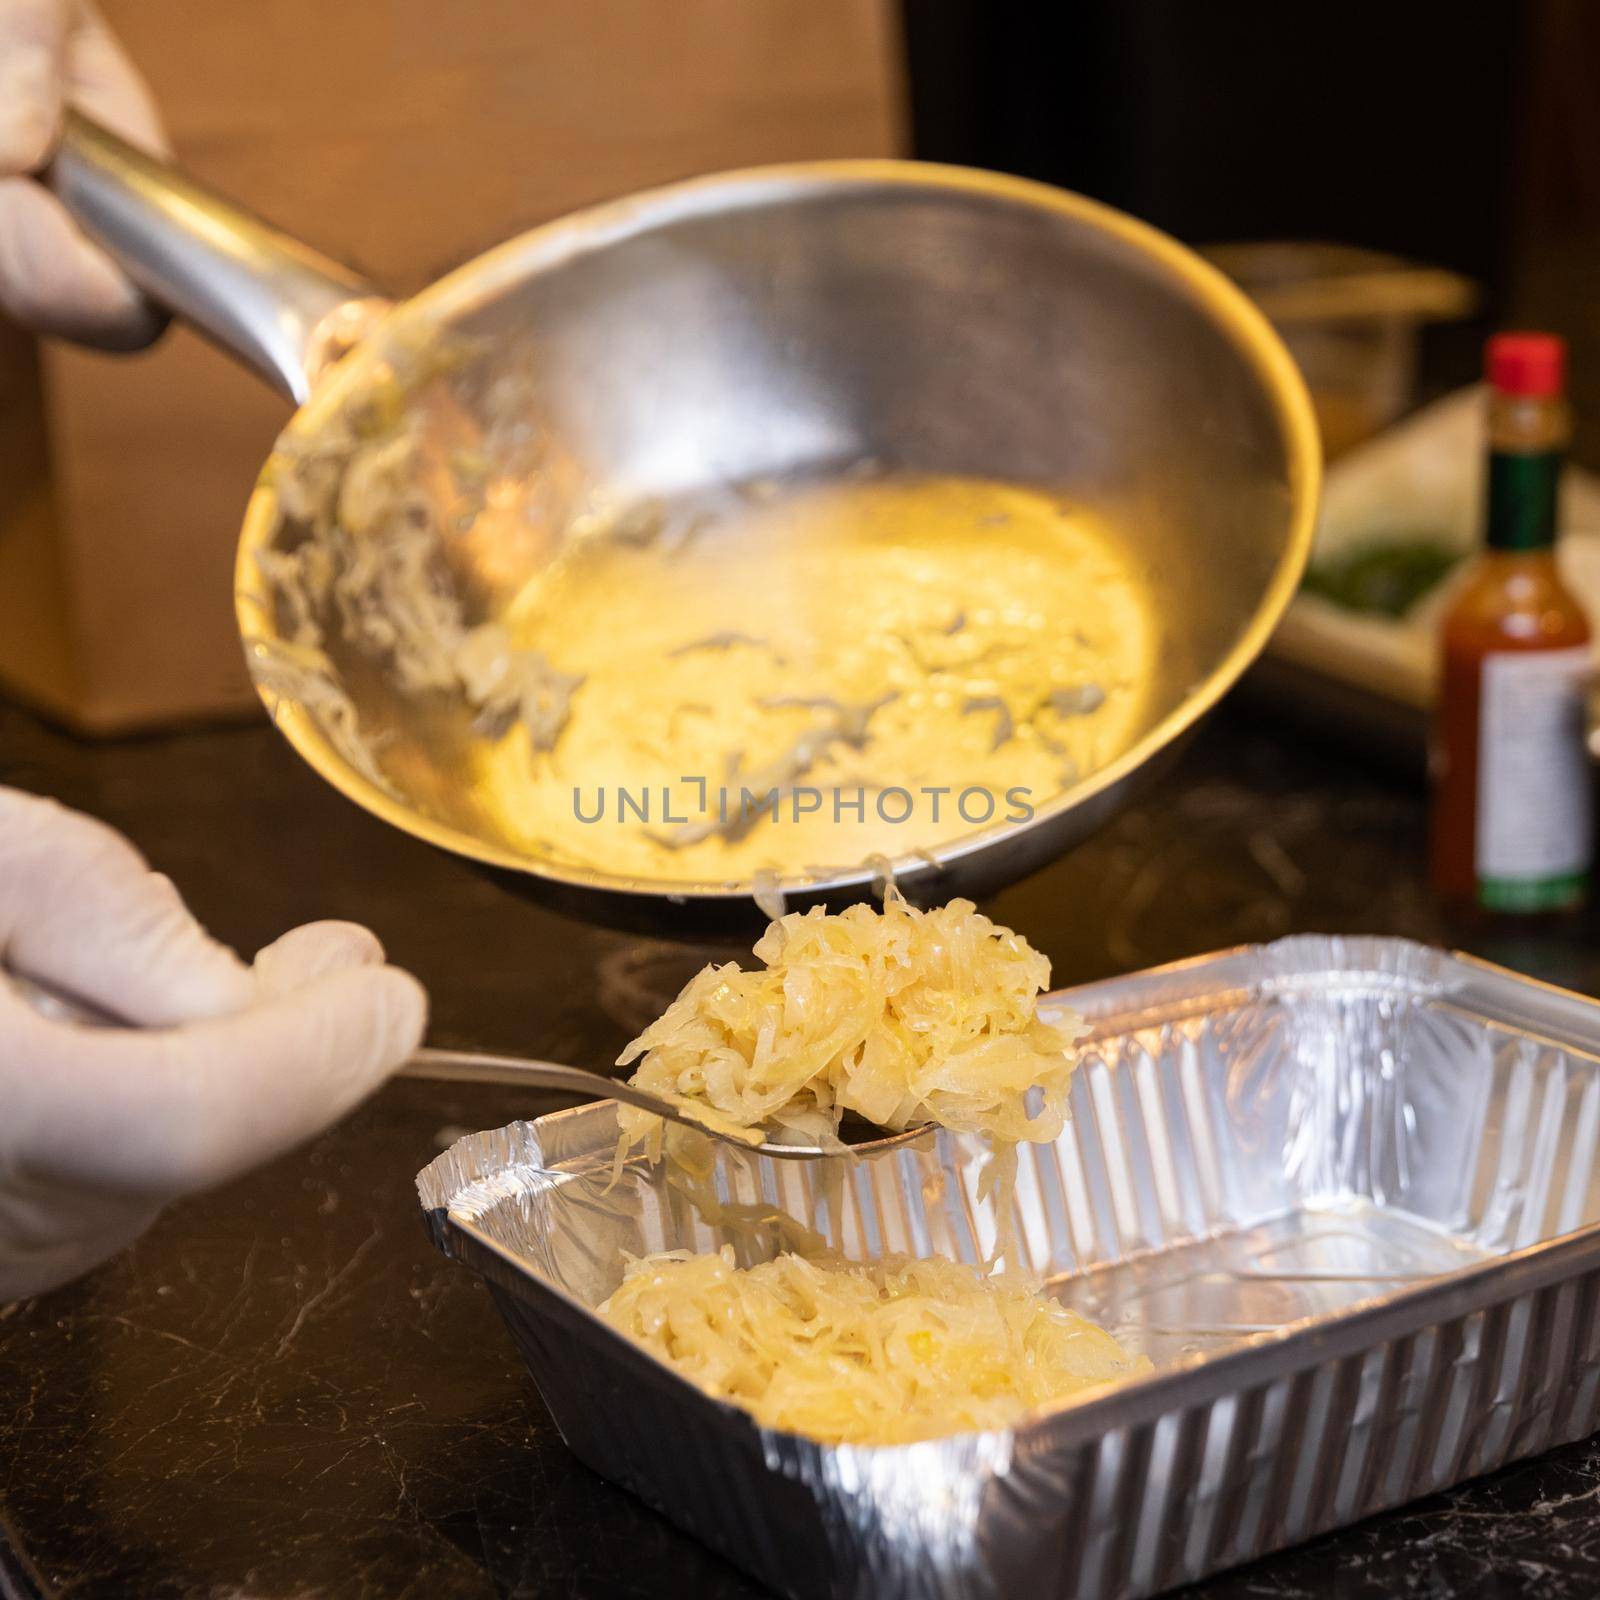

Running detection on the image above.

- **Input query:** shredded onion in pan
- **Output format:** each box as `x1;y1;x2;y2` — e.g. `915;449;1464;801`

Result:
246;637;397;797
258;356;586;771
597;1248;1146;1445
614;891;1081;1164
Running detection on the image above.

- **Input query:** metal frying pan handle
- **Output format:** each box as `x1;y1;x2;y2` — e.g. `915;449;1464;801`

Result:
51;111;390;403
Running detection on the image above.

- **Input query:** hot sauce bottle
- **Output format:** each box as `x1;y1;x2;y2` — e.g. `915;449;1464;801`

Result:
1430;332;1593;915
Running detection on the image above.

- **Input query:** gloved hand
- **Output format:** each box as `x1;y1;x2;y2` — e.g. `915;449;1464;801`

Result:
0;788;428;1301
0;0;167;347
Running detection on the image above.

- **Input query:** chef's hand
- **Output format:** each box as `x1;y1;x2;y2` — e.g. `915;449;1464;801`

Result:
0;788;428;1301
0;0;166;347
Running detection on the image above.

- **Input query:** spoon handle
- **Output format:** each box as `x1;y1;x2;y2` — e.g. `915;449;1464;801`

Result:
2;969;697;1134
405;1046;679;1126
4;968;772;1149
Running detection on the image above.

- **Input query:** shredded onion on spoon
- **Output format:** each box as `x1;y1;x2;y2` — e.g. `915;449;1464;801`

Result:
615;891;1081;1165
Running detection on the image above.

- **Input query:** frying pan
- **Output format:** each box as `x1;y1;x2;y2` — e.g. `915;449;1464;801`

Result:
52;113;1319;934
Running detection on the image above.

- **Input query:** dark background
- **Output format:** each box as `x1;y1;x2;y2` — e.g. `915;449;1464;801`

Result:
901;0;1600;437
903;1;1520;277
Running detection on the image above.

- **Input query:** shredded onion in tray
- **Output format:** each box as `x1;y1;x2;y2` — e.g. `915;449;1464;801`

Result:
597;1248;1147;1445
614;891;1081;1163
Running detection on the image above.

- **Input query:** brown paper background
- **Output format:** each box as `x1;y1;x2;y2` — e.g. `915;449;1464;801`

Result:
0;0;904;731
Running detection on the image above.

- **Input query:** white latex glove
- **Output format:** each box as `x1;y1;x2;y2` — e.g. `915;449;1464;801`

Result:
0;0;167;347
0;788;428;1301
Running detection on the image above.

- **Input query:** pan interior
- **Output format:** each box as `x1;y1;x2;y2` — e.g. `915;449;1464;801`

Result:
236;164;1314;901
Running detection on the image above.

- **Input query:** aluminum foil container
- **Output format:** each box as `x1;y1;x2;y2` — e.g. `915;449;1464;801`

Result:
417;935;1600;1599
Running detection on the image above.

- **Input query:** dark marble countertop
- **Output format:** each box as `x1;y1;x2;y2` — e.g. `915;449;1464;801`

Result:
5;692;1600;1599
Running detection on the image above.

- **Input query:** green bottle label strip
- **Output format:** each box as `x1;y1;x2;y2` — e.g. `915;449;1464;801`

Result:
1487;450;1561;551
1478;872;1587;913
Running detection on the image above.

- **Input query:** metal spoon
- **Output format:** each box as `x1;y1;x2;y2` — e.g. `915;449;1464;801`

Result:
403;1048;931;1160
5;968;930;1162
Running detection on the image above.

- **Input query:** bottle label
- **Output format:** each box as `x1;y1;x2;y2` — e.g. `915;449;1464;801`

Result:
1487;450;1561;551
1476;646;1593;910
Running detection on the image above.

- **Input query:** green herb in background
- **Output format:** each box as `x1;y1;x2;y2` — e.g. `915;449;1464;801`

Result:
1301;537;1463;618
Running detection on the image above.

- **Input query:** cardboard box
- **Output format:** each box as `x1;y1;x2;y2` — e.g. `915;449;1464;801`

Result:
0;0;905;732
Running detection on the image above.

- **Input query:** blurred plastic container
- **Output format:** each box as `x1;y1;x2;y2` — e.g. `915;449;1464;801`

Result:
1204;242;1479;459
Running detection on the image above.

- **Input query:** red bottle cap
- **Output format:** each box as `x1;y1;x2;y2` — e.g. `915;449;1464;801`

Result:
1487;332;1567;398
